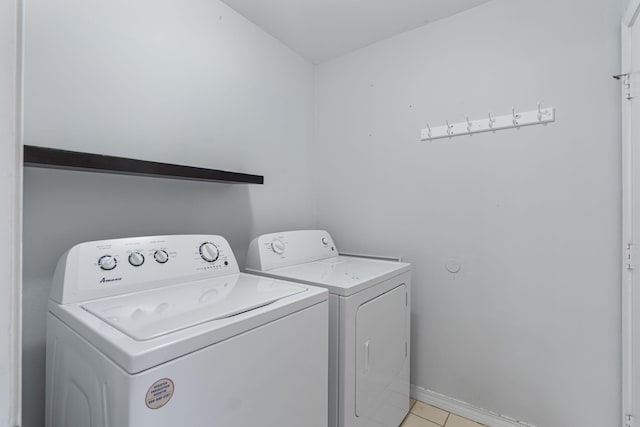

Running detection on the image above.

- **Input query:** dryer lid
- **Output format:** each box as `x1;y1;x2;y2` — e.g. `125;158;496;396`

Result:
81;274;306;341
258;256;410;296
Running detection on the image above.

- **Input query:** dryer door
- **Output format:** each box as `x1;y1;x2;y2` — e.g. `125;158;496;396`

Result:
355;284;408;423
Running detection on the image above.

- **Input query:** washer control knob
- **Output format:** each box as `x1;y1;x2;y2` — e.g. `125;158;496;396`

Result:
128;252;145;267
154;250;169;264
271;239;285;255
199;242;219;263
321;237;329;246
98;255;117;271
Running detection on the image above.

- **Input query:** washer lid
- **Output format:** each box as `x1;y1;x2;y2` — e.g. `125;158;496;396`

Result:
81;274;307;341
256;256;410;296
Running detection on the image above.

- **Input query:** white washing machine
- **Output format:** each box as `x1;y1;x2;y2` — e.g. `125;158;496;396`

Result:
246;230;411;427
46;234;328;427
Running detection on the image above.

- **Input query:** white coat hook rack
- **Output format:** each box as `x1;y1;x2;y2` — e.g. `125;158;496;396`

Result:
420;104;555;141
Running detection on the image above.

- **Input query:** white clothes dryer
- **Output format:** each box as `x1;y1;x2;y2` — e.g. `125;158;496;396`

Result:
46;234;328;427
246;230;411;427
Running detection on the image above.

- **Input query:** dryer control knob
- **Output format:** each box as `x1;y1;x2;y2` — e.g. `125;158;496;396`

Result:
128;252;145;267
98;255;117;271
271;239;285;255
154;250;169;264
321;237;329;246
199;242;219;263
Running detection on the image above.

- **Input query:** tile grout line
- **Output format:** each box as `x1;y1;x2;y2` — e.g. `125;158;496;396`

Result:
412;399;486;427
443;411;450;426
410;412;441;424
409;401;451;426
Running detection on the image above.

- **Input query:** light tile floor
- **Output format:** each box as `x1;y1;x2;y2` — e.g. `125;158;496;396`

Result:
401;399;486;427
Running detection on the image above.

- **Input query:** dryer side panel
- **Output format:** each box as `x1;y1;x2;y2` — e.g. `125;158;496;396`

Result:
329;294;340;427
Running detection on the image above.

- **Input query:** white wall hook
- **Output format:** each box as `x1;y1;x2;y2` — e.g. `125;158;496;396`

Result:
488;112;495;129
420;105;556;141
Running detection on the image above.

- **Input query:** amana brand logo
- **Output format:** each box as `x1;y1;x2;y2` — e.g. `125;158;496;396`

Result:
99;277;122;284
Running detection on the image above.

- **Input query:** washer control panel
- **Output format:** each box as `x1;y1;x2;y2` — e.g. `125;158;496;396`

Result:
246;230;337;271
50;235;240;304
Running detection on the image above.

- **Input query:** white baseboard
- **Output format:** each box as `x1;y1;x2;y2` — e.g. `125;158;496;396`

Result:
410;385;536;427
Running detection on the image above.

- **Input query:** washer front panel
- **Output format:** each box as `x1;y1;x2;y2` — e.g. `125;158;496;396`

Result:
46;300;329;427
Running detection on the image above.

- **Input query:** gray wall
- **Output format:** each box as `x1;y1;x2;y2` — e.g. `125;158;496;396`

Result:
314;0;624;426
1;0;21;424
22;0;316;426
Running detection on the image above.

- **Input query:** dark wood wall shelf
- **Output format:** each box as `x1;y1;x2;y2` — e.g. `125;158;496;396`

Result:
24;145;264;184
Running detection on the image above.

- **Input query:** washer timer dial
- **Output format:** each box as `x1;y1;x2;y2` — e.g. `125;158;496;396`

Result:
199;242;220;263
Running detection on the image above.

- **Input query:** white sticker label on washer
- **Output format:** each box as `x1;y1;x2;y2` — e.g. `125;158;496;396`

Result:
145;378;174;409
